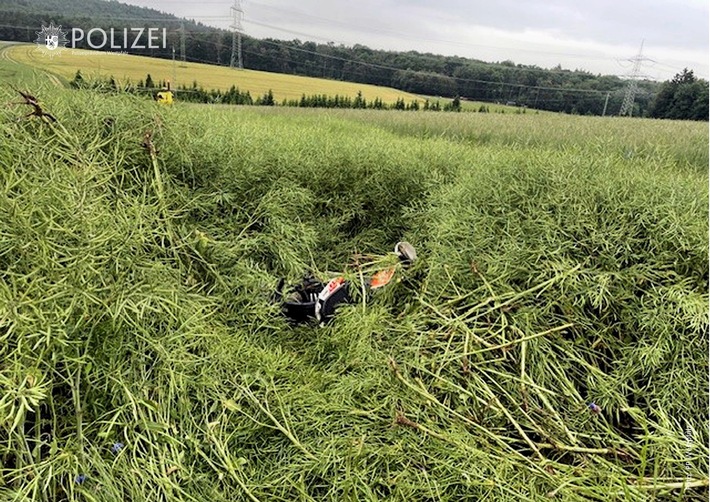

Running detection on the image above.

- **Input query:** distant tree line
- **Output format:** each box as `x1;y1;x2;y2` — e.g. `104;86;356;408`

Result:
70;71;469;112
648;69;708;121
2;0;706;119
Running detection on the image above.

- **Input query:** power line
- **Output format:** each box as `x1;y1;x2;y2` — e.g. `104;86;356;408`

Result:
171;33;636;112
243;19;692;85
249;36;612;95
171;29;631;102
152;50;615;106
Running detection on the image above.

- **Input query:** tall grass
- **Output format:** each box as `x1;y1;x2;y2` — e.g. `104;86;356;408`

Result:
0;87;707;501
280;107;709;169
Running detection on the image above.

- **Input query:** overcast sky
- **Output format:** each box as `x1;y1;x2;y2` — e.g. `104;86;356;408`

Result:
127;0;709;80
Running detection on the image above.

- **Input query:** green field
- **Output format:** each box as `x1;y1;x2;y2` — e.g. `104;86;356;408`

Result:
0;53;708;501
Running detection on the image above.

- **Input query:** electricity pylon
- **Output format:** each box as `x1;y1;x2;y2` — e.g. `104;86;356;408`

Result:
230;0;244;69
619;41;651;117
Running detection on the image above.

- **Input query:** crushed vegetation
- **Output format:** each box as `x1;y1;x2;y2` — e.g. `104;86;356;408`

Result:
0;86;708;501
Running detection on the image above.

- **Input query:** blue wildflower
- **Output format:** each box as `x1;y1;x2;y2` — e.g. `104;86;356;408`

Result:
111;442;124;454
75;474;87;484
588;402;602;414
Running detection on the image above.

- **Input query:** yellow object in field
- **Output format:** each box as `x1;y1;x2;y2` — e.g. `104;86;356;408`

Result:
156;90;173;105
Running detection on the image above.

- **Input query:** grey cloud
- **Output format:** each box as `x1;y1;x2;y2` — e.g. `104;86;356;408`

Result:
401;0;707;51
126;0;708;77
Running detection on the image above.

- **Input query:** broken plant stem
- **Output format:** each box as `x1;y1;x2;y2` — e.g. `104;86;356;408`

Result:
451;323;574;361
239;384;316;461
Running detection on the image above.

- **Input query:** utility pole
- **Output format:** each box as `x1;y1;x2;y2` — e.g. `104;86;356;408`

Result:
172;45;177;88
230;0;244;69
602;92;610;116
179;22;187;67
619;40;651;117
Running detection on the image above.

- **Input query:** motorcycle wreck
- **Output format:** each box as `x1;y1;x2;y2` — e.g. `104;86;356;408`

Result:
273;241;418;325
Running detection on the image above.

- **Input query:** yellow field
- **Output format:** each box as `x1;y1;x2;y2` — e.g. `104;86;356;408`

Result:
8;44;421;104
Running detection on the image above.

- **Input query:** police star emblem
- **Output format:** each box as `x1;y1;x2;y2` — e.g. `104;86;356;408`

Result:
35;23;68;58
